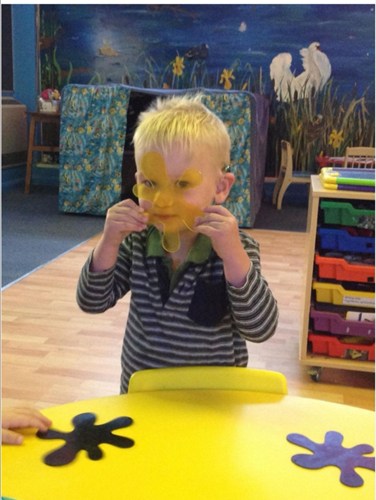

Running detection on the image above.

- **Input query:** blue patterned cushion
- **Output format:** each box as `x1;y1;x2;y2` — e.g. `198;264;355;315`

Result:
58;85;256;227
202;91;252;227
59;84;130;215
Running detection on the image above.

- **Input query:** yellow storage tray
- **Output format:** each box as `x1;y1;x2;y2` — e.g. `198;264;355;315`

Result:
312;281;375;308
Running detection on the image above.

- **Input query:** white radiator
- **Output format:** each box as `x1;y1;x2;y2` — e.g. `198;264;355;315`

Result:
1;97;27;166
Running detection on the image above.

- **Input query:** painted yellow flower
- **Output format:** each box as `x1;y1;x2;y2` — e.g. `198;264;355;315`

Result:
172;56;185;77
220;69;235;90
328;129;344;149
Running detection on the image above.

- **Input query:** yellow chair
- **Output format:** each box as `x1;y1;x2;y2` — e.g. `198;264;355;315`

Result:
128;366;288;394
272;140;311;210
343;146;375;168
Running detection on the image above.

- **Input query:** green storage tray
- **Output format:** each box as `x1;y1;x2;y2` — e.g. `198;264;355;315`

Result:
320;201;375;229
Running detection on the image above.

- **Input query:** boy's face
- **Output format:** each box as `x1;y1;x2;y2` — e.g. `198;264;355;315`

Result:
134;146;228;243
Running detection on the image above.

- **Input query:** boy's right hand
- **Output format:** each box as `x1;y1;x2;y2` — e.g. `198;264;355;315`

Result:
91;199;149;273
102;199;149;247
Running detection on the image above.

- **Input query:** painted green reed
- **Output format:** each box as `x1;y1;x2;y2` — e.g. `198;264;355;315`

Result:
270;80;375;173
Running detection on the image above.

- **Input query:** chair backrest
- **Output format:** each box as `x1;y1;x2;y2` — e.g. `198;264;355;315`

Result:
343;147;375;168
128;366;288;395
280;139;293;176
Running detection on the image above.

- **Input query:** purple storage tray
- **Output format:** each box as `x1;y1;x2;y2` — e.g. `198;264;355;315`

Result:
310;307;375;339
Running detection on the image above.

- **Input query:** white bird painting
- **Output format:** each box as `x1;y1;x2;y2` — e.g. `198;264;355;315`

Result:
270;42;331;102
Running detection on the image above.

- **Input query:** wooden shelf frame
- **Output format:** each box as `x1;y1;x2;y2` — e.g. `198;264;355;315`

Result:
25;111;60;193
300;175;375;375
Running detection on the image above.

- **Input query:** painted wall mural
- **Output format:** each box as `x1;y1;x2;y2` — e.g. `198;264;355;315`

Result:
39;4;375;174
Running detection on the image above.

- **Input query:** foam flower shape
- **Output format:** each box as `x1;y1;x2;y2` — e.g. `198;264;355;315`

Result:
287;431;375;487
133;151;204;252
37;412;134;467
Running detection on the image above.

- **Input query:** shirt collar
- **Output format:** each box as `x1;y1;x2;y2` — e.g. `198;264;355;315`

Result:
146;226;212;263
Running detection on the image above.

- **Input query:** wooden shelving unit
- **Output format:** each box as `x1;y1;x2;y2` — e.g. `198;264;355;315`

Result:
300;175;375;380
25;111;60;193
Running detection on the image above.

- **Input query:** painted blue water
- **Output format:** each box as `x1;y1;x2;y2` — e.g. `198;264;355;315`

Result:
42;4;374;101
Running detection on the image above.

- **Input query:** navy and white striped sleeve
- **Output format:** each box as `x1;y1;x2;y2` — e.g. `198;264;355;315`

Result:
227;232;278;342
76;238;132;313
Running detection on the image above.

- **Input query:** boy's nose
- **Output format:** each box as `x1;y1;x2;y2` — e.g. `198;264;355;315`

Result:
153;189;174;207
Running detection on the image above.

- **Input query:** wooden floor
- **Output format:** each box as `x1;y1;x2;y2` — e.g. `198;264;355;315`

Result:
2;229;374;411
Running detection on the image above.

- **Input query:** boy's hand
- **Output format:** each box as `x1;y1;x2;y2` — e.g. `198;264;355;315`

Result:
91;199;149;273
2;408;52;445
195;205;241;261
103;199;149;247
195;205;251;287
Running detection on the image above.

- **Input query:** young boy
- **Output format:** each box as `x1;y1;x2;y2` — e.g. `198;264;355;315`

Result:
77;94;278;393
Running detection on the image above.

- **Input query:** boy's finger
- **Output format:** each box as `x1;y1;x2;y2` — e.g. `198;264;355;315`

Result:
2;429;23;445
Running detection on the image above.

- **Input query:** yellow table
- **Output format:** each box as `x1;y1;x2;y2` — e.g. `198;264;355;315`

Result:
2;391;374;500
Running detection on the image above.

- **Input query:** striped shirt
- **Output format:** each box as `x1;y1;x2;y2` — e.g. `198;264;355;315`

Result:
77;227;278;392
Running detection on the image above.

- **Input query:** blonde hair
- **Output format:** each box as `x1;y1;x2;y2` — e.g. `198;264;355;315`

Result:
133;94;231;168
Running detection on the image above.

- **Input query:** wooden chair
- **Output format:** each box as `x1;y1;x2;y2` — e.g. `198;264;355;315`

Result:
128;366;288;395
343;146;375;168
272;140;311;210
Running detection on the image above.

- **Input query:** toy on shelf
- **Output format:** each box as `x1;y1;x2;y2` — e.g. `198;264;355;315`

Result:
319;167;375;192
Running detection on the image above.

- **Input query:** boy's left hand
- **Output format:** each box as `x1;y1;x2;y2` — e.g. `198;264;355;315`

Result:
194;205;241;261
195;205;251;287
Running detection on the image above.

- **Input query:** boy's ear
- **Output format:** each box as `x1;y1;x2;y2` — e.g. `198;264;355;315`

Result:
214;172;235;204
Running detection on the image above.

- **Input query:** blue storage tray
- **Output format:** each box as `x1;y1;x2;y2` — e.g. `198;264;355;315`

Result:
318;228;375;254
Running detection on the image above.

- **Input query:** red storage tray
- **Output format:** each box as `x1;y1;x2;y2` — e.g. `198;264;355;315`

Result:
310;307;375;339
308;333;375;361
315;253;375;283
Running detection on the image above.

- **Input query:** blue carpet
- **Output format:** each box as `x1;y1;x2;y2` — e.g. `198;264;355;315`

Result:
2;186;105;288
253;182;308;232
253;200;308;232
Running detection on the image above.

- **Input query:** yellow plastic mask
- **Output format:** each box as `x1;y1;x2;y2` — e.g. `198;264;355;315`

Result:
133;151;204;252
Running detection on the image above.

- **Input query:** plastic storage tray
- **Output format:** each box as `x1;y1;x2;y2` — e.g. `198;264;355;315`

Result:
308;333;375;361
317;228;374;254
315;253;375;283
320;200;374;228
310;307;375;338
313;281;375;308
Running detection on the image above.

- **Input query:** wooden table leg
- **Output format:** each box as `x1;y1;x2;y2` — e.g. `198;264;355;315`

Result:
24;116;36;194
